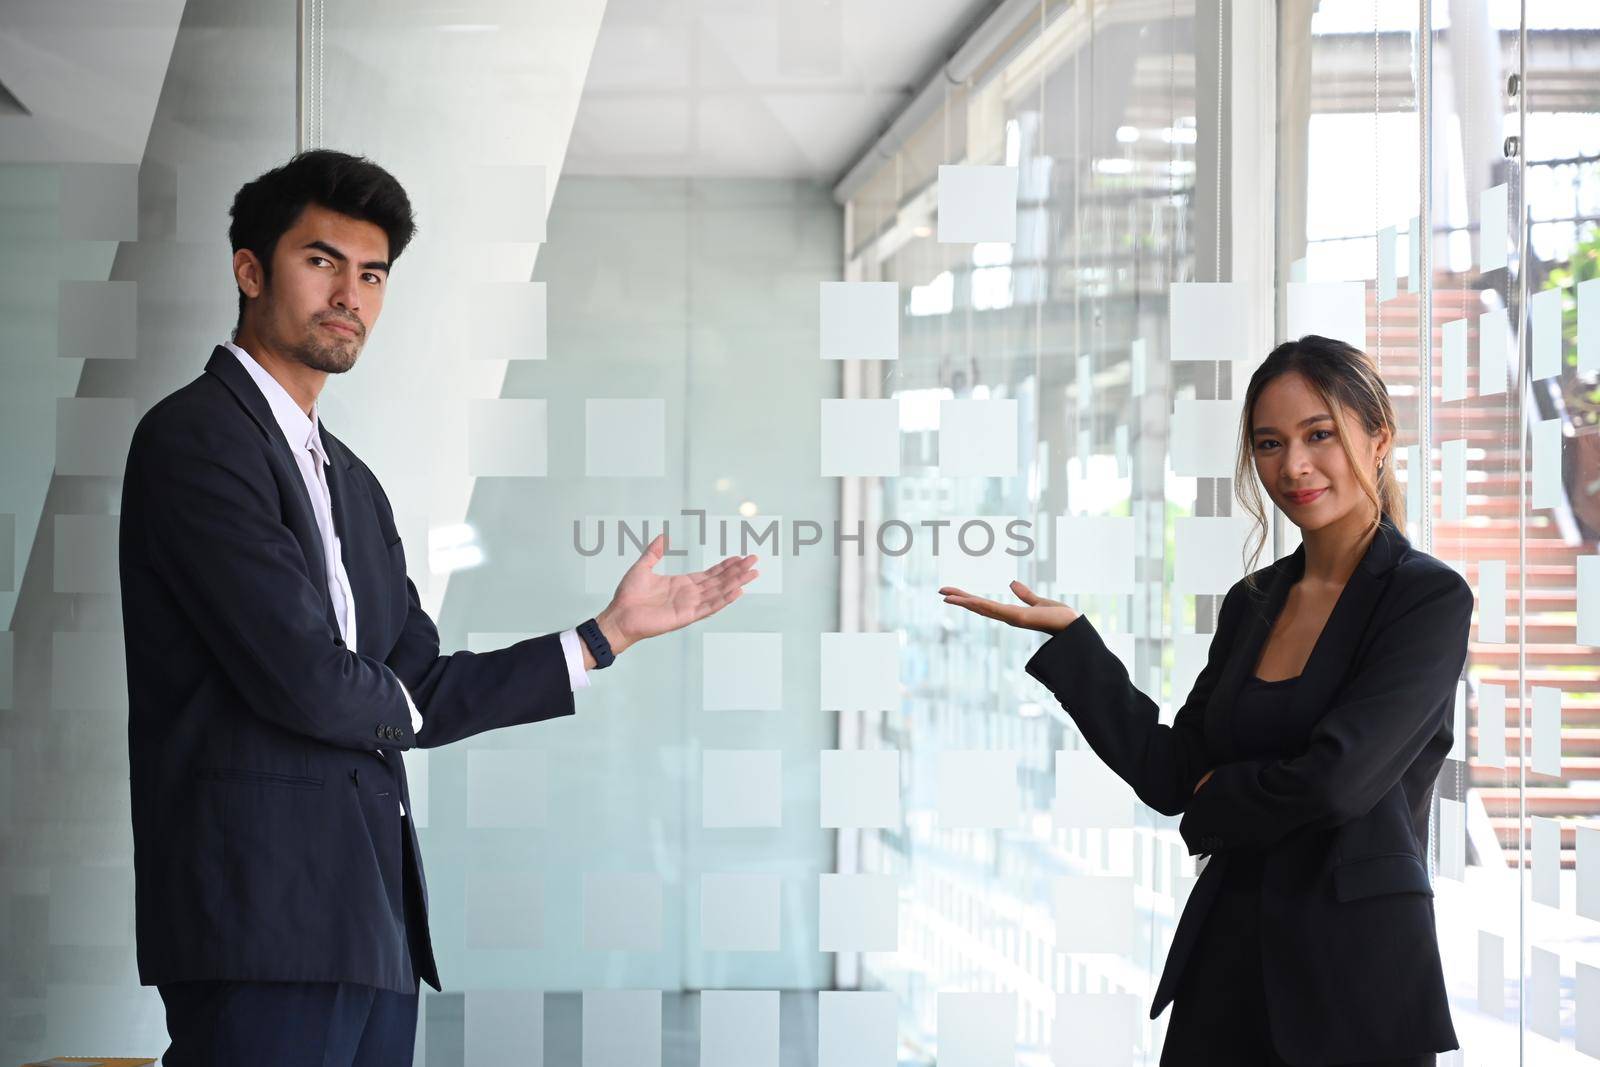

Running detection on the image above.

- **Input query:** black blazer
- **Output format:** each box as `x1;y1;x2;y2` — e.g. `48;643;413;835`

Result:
1024;513;1469;1065
119;345;577;995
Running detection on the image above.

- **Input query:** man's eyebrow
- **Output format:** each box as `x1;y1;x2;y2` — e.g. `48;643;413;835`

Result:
301;239;389;273
1252;413;1333;436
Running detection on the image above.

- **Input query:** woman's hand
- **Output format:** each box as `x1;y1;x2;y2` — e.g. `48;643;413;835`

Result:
939;579;1081;634
1193;769;1214;794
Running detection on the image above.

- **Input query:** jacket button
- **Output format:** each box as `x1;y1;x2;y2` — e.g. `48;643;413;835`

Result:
376;725;386;739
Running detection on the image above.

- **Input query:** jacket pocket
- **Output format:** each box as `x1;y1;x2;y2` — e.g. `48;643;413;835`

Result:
1333;851;1432;902
197;767;325;790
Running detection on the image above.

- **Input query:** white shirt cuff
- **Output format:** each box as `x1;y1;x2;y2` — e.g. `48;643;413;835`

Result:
401;679;423;733
560;628;592;691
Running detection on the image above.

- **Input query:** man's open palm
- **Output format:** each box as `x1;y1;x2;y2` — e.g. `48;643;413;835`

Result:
607;534;758;644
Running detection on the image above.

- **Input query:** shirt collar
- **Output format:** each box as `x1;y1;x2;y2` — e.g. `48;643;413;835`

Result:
223;341;329;467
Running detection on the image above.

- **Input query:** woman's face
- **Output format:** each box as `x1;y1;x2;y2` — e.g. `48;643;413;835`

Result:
1249;371;1389;533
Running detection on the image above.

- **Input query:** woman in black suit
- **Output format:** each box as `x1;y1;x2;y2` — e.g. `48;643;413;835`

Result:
941;336;1471;1066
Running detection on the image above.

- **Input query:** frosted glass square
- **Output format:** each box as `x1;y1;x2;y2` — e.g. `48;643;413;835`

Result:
1169;282;1250;361
700;873;780;951
1480;184;1508;271
583;872;663;950
1171;399;1239;477
1532;686;1562;778
1450;679;1467;761
1054;516;1135;594
1477;559;1505;644
1174;516;1252;594
1377;225;1398;302
0;631;12;710
466;164;547;243
465;990;543;1066
1441;318;1467;402
820;281;898;360
1580;277;1600;375
583;990;660;1067
820;749;900;829
695;512;784;594
1287;281;1365;348
1052;993;1136;1066
820;399;899;477
701;990;778;1067
1054;750;1135;829
939;399;1017;476
468;399;548;477
1580;555;1600;646
937;992;1014;1066
702;749;782;828
586;399;666;477
936;750;1018;829
54;514;119;594
1478;930;1504;1018
1531;287;1563;380
818;991;896;1066
1477;683;1505;768
47;868;132;947
59;163;139;241
1479;307;1509;396
1440;438;1466;521
937;515;1022;595
1581;826;1600;921
469;281;547;360
1531;947;1560;1042
1532;417;1562;510
176;165;241;244
583;515;690;596
58;280;136;360
467;749;547;828
1053;875;1133;954
818;873;898;952
1170;633;1213;724
51;631;126;711
702;632;782;710
1581;963;1600;1057
1439;798;1465;881
56;397;136;476
1532;817;1560;907
819;632;899;711
466;868;542;949
936;165;1019;243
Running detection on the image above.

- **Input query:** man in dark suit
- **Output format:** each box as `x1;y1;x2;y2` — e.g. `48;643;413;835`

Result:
118;149;757;1064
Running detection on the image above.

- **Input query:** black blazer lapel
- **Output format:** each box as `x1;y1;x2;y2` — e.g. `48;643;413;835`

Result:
204;346;341;637
320;430;393;661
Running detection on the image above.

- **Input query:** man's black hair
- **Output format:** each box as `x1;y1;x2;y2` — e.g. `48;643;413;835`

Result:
227;149;418;333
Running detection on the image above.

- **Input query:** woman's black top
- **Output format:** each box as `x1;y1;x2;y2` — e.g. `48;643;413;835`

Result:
1220;672;1310;889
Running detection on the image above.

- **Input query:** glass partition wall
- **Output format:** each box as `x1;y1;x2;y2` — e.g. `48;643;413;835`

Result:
6;0;1599;1063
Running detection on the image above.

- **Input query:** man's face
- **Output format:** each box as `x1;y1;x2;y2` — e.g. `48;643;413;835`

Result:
240;202;390;374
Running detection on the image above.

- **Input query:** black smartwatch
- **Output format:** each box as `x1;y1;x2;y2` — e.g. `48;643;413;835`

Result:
576;617;615;669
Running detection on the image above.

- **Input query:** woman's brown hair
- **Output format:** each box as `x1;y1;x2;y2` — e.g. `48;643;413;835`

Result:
1233;334;1405;590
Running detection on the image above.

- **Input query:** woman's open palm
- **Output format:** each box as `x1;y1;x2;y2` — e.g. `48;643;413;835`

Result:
939;579;1080;634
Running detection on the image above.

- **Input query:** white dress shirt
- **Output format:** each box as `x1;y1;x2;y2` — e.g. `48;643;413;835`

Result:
225;342;591;813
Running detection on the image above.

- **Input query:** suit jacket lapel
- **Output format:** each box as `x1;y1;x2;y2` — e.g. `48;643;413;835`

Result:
320;430;391;660
204;346;340;636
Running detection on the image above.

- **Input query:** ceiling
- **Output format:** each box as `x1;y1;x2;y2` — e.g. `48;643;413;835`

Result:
564;0;997;181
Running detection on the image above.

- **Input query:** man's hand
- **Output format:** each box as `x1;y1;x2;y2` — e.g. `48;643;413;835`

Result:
585;534;758;666
939;579;1081;634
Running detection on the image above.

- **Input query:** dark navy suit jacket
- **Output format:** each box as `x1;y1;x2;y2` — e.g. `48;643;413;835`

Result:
119;345;576;994
1024;512;1467;1065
